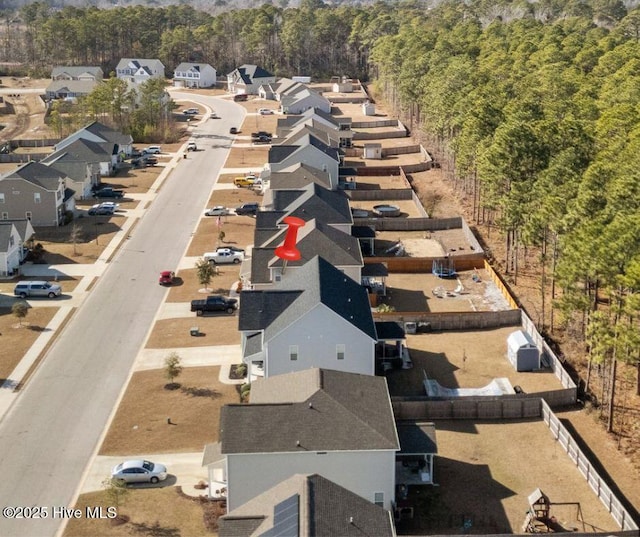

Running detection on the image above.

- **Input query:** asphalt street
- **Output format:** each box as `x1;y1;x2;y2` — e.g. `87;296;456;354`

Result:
0;93;244;537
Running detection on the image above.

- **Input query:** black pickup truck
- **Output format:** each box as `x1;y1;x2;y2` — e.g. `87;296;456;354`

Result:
190;295;238;315
93;187;124;199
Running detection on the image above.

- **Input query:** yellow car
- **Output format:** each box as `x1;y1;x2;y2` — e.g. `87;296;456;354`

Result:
234;176;257;188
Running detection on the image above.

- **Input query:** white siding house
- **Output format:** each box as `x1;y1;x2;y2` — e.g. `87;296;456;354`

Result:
173;63;216;88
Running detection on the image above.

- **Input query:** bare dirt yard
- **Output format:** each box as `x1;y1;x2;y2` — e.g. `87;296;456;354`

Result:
398;419;622;535
386;326;563;397
99;366;240;456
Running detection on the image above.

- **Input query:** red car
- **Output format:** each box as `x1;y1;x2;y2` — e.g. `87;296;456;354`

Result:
159;271;176;286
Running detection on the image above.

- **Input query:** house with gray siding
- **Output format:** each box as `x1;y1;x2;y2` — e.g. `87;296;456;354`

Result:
277;108;353;148
227;64;276;95
203;368;399;512
238;256;376;379
41;140;103;199
54;121;133;172
0;162;73;226
46;66;104;100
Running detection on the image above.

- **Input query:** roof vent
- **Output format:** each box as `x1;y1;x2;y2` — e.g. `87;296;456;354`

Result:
296;440;301;447
309;402;313;409
349;517;354;525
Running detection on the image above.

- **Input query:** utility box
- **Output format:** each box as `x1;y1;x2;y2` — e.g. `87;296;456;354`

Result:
507;330;539;371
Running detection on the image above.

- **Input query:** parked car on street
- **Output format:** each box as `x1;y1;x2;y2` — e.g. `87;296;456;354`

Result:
142;146;162;154
204;206;230;217
158;271;176;286
14;281;62;299
210;112;219;119
111;460;168;484
235;202;259;216
93;187;124;199
203;248;244;264
186;141;197;151
190;295;238;315
182;108;198;115
229;127;238;134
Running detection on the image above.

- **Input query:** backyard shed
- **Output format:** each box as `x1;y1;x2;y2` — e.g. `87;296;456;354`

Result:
362;101;375;116
507;330;539;372
363;143;382;160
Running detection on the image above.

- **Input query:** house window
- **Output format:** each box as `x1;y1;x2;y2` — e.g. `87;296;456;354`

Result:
1;212;8;220
34;192;41;204
336;344;345;360
374;492;384;507
25;211;32;220
289;345;298;361
9;236;14;247
0;193;4;203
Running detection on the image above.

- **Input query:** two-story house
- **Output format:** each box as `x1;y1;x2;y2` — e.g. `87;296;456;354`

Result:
173;62;217;88
277;108;353;148
203;368;399;511
227;64;276;95
54;121;133;171
249;218;363;289
41;139;103;199
46;66;104;100
0;162;73;226
267;134;340;188
218;473;396;537
116;58;165;84
239;256;376;379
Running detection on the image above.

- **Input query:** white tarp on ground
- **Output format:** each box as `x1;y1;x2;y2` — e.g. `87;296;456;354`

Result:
424;376;513;397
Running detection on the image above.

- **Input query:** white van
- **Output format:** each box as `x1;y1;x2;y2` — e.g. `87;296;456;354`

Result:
14;281;62;299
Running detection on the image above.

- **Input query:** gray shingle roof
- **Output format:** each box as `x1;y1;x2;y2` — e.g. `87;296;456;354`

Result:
238;289;302;331
268;184;352;226
43;138;111;166
268;163;332;191
46;80;100;96
397;421;438;454
250;219;362;285
220;368;399;454
3;161;65;191
0;223;14;250
239;256;375;340
219;473;395;537
51;66;103;79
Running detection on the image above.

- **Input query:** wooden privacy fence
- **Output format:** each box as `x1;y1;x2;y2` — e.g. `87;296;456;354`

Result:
347;189;413;201
352;119;400;129
366;254;485;272
357;216;463;231
372;309;521;330
381;145;421;157
542;400;639;531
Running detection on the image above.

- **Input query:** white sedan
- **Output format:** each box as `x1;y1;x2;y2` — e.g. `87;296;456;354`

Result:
204;206;230;217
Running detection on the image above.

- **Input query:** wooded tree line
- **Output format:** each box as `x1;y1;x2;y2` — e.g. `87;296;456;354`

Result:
0;0;381;79
371;1;640;435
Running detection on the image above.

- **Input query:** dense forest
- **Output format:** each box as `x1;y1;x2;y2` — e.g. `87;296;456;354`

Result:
1;0;639;454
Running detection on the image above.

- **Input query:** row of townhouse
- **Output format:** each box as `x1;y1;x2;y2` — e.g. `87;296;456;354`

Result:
203;82;433;535
0;121;133;275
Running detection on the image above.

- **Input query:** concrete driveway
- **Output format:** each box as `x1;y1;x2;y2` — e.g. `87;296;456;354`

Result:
81;452;208;496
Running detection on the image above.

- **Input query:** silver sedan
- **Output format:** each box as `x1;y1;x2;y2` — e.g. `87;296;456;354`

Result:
111;460;168;484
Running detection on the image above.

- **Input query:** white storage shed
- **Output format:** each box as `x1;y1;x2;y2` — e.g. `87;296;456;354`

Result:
507;330;540;372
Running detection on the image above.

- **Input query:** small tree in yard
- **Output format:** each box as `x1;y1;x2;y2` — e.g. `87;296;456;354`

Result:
102;477;129;524
12;302;29;327
69;223;83;256
164;351;183;389
196;258;216;291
